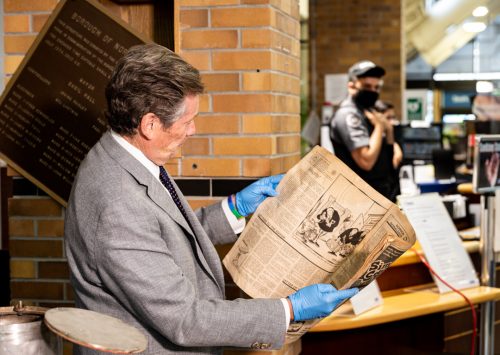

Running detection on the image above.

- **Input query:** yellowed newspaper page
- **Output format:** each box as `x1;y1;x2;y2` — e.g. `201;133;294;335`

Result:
222;146;416;342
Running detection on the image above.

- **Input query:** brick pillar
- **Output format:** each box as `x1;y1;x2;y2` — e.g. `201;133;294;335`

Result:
312;0;403;116
178;0;301;183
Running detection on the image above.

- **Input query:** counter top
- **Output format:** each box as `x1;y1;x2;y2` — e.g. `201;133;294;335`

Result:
311;285;500;332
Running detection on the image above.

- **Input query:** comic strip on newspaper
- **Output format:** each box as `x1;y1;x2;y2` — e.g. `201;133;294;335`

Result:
223;146;416;343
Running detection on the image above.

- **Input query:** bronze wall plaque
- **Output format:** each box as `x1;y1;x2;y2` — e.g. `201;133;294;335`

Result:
0;0;150;206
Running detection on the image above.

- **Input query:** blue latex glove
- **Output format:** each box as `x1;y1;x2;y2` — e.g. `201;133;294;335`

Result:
235;174;284;217
288;284;359;322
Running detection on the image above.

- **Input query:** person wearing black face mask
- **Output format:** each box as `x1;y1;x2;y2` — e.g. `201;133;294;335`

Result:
329;60;401;201
353;89;380;109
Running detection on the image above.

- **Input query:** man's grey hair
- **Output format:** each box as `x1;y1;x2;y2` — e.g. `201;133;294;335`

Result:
105;43;204;135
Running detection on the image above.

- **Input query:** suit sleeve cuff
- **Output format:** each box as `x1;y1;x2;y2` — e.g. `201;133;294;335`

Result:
280;298;291;328
222;197;246;234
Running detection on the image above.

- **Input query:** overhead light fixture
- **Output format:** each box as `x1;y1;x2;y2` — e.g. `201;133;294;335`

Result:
433;72;500;81
462;21;487;33
472;6;489;17
476;81;494;93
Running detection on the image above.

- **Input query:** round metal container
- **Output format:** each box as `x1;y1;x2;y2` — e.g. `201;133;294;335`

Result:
0;305;62;355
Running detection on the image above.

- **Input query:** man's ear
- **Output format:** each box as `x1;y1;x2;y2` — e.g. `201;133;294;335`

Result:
138;113;158;140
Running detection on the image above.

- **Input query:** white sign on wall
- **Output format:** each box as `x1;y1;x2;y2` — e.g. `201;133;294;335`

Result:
403;89;428;123
324;74;348;105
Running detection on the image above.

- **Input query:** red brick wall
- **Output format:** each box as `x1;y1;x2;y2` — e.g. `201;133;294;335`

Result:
3;0;301;308
177;0;301;184
312;0;403;116
8;189;70;307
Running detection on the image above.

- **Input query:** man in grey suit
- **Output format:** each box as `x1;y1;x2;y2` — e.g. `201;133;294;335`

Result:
65;43;358;354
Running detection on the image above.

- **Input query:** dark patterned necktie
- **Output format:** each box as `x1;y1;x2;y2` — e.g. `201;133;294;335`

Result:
159;166;189;221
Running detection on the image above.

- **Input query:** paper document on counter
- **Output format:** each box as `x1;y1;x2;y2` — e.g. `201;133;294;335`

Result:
223;146;417;343
399;193;479;294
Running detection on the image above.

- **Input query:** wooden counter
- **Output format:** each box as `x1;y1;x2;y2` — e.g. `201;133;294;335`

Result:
312;285;500;332
310;238;496;333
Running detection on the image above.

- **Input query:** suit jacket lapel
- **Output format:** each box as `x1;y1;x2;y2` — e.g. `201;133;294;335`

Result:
153;169;225;293
99;132;221;290
100;132;193;234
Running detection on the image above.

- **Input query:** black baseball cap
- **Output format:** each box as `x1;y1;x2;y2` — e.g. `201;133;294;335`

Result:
348;60;385;81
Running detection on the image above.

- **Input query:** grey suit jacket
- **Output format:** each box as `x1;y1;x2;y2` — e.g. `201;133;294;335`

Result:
64;131;286;354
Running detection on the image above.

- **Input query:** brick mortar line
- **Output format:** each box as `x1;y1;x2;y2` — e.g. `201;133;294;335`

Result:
3;31;40;35
8;299;75;304
9;195;57;199
10;257;68;261
202;48;301;61
203;90;300;95
182;4;269;10
11;278;71;283
200;70;301;80
4;11;52;15
183;33;301;46
208;124;214;155
209;91;301;98
206;92;213;112
29;9;34;32
237;26;241;50
208;93;301;99
183;3;300;21
180;21;299;35
196;112;299;116
207;3;211;27
10;236;64;240
193;133;300;138
181;48;296;57
180;26;299;38
180;25;271;33
197;112;299;116
8;217;63;221
209;133;300;138
181;152;301;159
237;114;243;138
237;66;242;92
34;254;39;278
4;31;37;35
34;217;38;236
269;5;300;22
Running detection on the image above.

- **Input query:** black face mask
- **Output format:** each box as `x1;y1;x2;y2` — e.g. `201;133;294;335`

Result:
353;89;379;109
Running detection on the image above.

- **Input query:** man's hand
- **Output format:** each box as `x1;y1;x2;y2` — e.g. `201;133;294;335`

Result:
351;110;387;171
235;174;284;217
287;284;359;322
393;142;403;169
364;109;388;130
485;152;500;187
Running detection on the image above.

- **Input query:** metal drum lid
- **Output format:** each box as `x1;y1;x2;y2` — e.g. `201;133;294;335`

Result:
44;308;147;354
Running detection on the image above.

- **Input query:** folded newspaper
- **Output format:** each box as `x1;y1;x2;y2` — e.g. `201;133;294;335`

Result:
222;146;416;343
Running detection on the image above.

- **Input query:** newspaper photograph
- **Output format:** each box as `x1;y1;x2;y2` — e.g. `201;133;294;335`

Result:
223;146;416;342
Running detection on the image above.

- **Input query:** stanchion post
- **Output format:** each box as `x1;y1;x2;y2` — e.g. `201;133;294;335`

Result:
479;193;496;355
